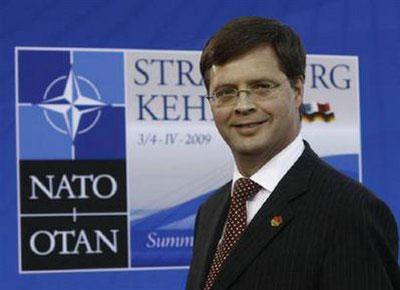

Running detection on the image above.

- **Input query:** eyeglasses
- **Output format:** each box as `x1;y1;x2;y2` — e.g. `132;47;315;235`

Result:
207;82;281;107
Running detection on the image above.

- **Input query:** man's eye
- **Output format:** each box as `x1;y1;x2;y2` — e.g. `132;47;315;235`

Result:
216;88;236;97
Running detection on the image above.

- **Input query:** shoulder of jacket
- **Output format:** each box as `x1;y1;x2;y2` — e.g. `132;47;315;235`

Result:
309;157;395;224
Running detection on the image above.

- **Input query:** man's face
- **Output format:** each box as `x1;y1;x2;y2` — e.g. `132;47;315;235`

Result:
208;45;303;160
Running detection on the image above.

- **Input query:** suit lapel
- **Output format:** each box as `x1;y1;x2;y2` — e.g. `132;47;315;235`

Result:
211;144;318;290
196;182;231;289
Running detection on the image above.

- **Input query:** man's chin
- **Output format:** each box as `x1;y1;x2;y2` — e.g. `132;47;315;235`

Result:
230;142;269;157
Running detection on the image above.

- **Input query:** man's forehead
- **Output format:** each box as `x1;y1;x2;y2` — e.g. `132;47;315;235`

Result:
209;45;280;71
208;46;286;87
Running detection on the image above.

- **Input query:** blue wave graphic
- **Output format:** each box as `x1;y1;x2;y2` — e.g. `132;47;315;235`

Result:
132;189;216;229
131;189;216;266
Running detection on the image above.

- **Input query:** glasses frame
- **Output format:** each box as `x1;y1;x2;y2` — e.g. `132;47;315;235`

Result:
207;83;281;107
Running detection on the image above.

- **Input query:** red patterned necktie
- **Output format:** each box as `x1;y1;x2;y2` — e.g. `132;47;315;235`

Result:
203;178;262;290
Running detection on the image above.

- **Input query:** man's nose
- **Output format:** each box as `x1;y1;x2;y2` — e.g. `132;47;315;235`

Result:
234;91;256;114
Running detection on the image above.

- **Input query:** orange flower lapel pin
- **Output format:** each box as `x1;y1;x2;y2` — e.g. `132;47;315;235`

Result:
270;215;283;227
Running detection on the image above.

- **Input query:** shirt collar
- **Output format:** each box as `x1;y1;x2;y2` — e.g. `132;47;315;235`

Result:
233;134;305;193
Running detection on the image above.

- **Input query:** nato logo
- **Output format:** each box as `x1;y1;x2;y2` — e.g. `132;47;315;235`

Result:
17;48;128;271
40;69;105;141
17;49;125;160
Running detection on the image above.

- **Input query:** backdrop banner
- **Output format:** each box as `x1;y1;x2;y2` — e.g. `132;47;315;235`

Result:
2;2;400;290
15;47;360;272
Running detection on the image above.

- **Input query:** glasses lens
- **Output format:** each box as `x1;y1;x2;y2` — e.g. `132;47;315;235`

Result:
214;88;236;105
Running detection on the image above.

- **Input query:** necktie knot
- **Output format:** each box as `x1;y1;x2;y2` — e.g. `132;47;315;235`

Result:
232;178;262;202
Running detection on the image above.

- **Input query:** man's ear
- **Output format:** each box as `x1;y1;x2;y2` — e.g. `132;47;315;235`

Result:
293;77;304;108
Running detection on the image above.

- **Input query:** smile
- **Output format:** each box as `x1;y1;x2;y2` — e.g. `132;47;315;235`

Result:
232;120;268;135
233;120;267;128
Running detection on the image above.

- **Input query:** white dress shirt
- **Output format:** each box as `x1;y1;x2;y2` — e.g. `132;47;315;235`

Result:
232;134;305;224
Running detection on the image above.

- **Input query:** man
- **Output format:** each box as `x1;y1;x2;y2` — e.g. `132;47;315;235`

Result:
186;17;400;290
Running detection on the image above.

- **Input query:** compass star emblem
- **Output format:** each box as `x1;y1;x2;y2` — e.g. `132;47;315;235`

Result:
39;69;106;140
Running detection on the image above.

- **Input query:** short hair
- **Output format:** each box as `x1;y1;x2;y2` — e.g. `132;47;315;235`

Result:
200;16;306;91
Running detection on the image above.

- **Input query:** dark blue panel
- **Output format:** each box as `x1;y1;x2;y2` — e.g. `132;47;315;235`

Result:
18;50;70;103
75;107;125;159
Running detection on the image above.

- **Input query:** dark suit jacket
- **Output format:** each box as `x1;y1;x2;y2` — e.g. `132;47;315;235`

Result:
186;143;400;290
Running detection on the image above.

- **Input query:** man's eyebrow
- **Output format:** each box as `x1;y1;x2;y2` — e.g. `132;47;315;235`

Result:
212;78;279;92
247;78;277;85
212;83;237;91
